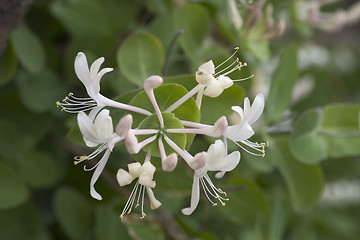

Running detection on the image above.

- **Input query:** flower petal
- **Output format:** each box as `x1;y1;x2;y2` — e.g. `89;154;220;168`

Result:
208;151;240;173
77;112;100;146
225;121;254;142
94;109;113;140
182;175;200;215
246;93;265;125
90;148;111;200
89;57;104;80
206;140;226;168
146;187;162;210
204;80;223;97
218;75;233;89
198;60;215;74
116;168;134;186
231;106;244;120
74;52;90;87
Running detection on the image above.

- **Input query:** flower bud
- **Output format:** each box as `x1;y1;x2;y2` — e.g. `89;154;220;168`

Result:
144;75;163;91
116;114;132;137
188;152;207;170
205;116;228;137
124;131;140;154
162;153;178;172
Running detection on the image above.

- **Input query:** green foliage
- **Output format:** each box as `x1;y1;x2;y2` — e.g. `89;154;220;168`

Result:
267;44;298;123
0;163;29;210
1;0;360;239
10;25;45;73
117;32;164;85
53;187;92;240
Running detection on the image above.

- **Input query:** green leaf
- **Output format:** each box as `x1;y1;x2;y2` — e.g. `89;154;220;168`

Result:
15;151;59;188
163;74;197;91
219;178;270;225
125;219;165;240
201;84;245;124
15;69;66;113
138;113;186;157
322;104;360;133
320;104;360;158
175;3;210;63
0;44;17;86
267;45;298;123
0;163;29;210
270;137;323;212
117;32;164;85
290;108;327;164
10;25;45;73
53;187;92;240
95;202;129;240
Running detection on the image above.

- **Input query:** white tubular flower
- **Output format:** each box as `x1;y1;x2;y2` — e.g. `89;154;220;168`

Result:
57;52;151;117
196;60;234;98
75;109;123;200
225;93;265;141
57;53;113;118
117;160;161;219
182;140;240;215
225;93;267;157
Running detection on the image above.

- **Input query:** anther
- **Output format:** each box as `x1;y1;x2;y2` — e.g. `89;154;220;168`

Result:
212;203;218;206
140;213;146;219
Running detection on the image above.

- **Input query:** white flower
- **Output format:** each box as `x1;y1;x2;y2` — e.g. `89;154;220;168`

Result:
195;60;234;97
182;140;240;215
75;109;122;200
225;93;267;157
117;161;161;219
74;52;113;102
225;93;265;141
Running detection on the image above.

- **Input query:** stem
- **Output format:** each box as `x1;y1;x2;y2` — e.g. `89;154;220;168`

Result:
162;28;185;76
164;136;192;162
165;84;205;112
181;120;212;128
132;129;159;135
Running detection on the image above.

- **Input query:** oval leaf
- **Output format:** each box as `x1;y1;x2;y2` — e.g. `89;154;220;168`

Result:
271;137;323;212
10;25;45;73
117;32;164;85
267;44;298;123
290;108;327;164
53;187;92;240
0;163;29;210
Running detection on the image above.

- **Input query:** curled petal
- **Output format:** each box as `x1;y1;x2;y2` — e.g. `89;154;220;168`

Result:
182;175;200;215
218;75;233;89
246;93;265;125
198;60;215;74
116;169;134;186
89;57;105;80
225;121;254;142
74;52;90;87
128;162;142;178
204;80;223;97
90;149;111;200
146;187;162;210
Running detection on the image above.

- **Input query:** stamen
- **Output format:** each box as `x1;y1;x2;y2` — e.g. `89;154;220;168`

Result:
57;93;97;113
120;181;140;219
214;59;239;77
214;47;239;71
232;74;255;82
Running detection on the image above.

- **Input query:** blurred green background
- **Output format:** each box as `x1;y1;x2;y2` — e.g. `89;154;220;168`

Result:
0;0;360;239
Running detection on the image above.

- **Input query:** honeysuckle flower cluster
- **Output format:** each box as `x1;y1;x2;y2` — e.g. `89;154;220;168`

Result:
57;49;266;219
